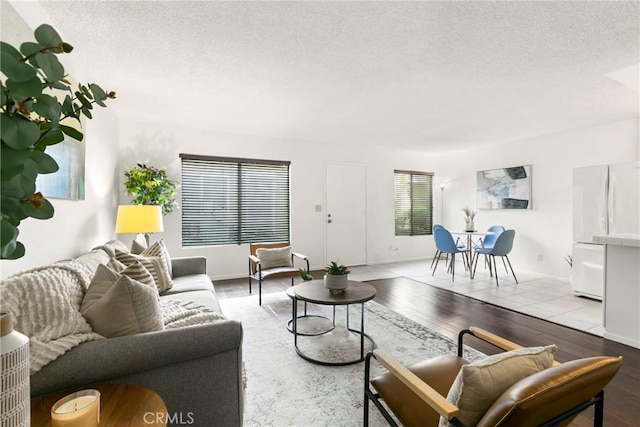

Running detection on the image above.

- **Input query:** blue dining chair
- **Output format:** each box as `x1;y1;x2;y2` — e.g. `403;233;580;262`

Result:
430;225;466;270
472;229;518;286
472;225;505;270
432;227;469;281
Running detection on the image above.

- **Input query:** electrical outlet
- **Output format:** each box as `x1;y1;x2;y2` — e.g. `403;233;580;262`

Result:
315;204;322;212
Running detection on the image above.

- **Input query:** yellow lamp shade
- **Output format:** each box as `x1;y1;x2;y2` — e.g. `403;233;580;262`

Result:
115;205;164;234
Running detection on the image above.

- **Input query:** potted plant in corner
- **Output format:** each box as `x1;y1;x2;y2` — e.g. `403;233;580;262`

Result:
123;163;178;215
324;261;351;294
1;24;115;259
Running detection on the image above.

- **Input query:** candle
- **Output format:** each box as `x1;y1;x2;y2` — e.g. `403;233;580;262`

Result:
51;389;100;427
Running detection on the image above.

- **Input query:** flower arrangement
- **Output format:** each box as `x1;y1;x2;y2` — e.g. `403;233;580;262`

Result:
462;207;477;231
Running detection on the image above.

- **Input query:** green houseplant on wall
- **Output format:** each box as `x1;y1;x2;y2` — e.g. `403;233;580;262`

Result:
124;163;178;215
1;24;115;259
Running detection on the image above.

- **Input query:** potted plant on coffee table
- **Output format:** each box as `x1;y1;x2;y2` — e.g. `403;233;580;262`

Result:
324;261;351;294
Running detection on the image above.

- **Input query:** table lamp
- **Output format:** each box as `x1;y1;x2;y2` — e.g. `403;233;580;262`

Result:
115;205;164;247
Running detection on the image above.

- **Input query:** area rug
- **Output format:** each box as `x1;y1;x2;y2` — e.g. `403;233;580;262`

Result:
220;293;485;427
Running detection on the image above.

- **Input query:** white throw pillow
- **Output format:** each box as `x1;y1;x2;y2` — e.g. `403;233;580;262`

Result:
438;345;557;427
256;246;293;270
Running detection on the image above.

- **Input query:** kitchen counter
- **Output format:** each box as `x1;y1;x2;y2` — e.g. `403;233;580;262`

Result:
594;234;640;349
592;233;640;247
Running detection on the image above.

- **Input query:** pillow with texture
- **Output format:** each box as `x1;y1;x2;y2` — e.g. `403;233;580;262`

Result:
439;345;557;427
130;239;147;255
142;239;173;278
256;246;293;270
81;264;163;338
115;249;173;293
107;257;127;273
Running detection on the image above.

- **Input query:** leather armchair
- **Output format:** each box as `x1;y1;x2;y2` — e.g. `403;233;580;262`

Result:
364;327;622;427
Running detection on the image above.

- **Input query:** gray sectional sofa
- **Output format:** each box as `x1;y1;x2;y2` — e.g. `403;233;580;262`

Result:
27;242;244;426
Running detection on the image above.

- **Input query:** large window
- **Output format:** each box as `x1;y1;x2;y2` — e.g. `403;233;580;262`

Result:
394;170;434;236
180;154;290;246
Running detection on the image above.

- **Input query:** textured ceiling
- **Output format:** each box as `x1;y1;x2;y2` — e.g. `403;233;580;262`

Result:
27;1;640;153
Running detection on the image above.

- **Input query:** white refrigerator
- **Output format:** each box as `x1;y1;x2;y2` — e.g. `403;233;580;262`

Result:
572;162;640;300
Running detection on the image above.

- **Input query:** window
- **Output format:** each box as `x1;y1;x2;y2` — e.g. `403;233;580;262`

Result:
394;170;433;236
180;154;290;246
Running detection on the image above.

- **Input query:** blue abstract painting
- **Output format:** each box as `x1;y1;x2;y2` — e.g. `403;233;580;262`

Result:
477;165;531;209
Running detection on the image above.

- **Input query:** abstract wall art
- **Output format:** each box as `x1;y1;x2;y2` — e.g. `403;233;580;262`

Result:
477;165;531;209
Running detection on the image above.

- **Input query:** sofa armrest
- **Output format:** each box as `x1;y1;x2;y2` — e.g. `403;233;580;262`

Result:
171;256;207;277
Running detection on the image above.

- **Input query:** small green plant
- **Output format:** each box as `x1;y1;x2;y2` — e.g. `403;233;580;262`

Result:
299;268;314;281
124;163;178;215
325;261;350;275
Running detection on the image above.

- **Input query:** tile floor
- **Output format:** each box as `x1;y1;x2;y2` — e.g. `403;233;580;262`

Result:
346;258;604;336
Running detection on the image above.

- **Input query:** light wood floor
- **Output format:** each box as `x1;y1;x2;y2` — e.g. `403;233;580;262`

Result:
214;272;640;427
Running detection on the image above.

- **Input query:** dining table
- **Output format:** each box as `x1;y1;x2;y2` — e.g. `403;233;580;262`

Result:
449;230;496;271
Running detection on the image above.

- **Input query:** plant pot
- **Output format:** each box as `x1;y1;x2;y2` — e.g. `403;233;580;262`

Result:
324;274;349;293
464;220;475;232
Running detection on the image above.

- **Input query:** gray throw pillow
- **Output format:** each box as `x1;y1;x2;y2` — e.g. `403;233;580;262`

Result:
81;264;163;338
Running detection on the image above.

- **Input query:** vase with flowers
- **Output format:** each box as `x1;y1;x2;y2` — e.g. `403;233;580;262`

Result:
462;207;477;232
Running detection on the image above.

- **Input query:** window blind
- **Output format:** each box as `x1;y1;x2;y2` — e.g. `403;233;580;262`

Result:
180;154;290;246
394;170;434;236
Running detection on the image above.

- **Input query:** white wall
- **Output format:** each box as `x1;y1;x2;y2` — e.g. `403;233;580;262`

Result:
117;119;440;279
434;118;639;279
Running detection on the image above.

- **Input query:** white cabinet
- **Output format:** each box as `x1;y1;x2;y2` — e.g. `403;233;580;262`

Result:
571;243;604;300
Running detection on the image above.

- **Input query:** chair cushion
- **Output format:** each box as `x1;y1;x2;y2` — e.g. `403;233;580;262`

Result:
372;354;468;427
439;345;556;427
478;356;622;427
256;246;293;270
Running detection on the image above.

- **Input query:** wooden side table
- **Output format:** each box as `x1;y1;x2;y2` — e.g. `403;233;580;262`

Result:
31;384;167;426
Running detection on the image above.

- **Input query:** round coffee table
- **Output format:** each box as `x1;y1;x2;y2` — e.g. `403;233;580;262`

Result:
292;280;376;366
31;383;167;426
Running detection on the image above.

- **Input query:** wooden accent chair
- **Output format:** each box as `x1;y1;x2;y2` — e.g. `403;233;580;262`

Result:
364;327;622;427
248;242;309;306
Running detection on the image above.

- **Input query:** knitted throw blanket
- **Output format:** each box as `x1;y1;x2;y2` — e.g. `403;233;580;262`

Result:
1;262;226;374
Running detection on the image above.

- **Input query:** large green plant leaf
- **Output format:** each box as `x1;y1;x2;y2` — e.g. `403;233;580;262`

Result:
34;24;62;49
0;41;21;59
36;128;65;148
1;114;40;149
1;144;30;178
19;42;43;67
30;150;59;174
35;51;65;82
33;94;62;122
89;84;107;107
1;240;25;260
0;51;37;82
33;94;61;122
6;76;43;98
60;124;83;141
20;196;54;220
0;219;19;246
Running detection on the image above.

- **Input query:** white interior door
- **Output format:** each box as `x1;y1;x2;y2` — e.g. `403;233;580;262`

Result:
326;162;367;266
